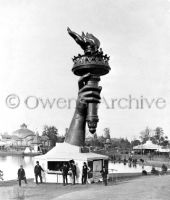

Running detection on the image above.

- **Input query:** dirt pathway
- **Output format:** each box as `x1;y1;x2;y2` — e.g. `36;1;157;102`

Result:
0;175;170;200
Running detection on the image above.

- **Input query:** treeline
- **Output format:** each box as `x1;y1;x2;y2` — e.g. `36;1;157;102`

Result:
85;135;131;150
139;127;169;146
42;126;169;150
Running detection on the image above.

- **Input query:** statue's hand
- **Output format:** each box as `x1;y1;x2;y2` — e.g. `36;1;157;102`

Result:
65;73;101;146
76;73;102;115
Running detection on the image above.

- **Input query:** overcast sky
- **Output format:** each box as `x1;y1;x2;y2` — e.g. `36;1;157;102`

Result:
0;0;170;139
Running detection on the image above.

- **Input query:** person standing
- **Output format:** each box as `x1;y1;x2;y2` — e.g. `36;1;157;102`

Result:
0;170;3;181
82;162;88;184
61;163;68;186
18;165;27;186
34;161;44;184
161;164;167;175
70;160;76;185
100;166;108;186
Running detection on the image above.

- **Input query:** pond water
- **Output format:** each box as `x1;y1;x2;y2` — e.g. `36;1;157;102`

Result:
0;155;34;181
0;155;161;181
109;162;154;173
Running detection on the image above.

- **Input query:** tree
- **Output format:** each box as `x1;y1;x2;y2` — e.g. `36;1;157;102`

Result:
103;128;111;139
119;138;131;150
151;127;169;146
131;139;141;147
42;125;58;147
97;136;105;147
140;127;151;143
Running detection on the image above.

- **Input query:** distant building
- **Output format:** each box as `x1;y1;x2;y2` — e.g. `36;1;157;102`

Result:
12;123;35;146
0;124;51;152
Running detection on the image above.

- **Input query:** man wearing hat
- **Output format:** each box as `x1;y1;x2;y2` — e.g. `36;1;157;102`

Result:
100;166;108;186
70;160;77;185
18;165;27;186
61;162;69;186
34;161;44;184
82;162;88;184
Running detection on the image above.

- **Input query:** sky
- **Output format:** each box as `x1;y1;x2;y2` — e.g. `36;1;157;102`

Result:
0;0;170;139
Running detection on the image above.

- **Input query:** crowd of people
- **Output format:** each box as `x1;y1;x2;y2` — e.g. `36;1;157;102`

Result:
111;154;169;177
61;160;109;186
15;160;108;187
61;161;91;185
112;154;139;168
122;156;138;168
60;160;78;186
3;157;168;187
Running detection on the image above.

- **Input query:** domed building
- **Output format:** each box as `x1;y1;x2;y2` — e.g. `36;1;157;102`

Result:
12;123;35;146
0;124;52;153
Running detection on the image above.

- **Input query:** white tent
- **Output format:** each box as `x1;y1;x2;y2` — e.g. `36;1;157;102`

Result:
24;147;32;154
133;140;160;150
157;148;170;153
34;142;108;184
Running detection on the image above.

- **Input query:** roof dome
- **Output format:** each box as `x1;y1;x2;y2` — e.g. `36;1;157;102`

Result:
12;123;35;139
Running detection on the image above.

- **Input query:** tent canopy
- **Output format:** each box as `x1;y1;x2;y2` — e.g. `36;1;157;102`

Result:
35;142;108;161
156;148;170;153
133;140;160;150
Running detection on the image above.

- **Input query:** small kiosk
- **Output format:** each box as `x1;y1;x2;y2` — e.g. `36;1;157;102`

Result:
34;142;108;184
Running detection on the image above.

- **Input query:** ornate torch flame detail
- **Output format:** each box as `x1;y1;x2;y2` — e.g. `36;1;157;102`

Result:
67;27;111;134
